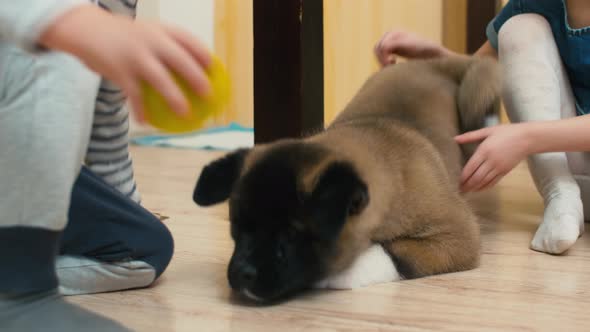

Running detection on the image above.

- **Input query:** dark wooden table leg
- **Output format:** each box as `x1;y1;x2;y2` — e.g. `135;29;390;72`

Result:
253;0;324;144
466;0;498;53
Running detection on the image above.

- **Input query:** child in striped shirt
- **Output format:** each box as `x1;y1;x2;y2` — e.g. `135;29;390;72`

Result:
0;1;211;331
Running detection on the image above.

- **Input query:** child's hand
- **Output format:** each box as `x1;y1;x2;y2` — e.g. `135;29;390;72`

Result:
374;30;452;67
455;124;532;192
40;5;211;122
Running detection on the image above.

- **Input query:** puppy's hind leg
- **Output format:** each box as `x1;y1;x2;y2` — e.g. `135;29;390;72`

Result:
383;208;480;280
314;214;480;290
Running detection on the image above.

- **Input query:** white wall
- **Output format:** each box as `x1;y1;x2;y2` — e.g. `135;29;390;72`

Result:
137;0;215;50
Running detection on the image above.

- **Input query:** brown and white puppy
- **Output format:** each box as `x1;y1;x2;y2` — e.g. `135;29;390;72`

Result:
193;55;501;303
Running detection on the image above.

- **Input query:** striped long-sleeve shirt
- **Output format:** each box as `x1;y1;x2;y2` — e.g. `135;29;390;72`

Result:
86;0;141;203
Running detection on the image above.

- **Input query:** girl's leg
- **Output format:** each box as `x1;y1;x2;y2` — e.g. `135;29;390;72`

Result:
499;14;583;254
566;152;590;222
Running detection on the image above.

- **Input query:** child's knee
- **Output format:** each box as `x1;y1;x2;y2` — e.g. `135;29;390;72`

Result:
39;52;101;109
498;14;553;52
154;222;174;278
141;216;175;279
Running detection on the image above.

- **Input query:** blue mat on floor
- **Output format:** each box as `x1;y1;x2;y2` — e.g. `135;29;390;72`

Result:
131;123;253;151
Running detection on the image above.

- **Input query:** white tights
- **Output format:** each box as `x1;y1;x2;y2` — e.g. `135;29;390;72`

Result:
499;14;588;254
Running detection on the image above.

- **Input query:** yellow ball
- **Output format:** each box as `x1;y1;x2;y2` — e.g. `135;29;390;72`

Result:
141;56;230;133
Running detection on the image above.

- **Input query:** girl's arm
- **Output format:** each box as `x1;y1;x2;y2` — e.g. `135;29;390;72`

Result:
474;41;498;59
455;115;590;192
374;31;497;67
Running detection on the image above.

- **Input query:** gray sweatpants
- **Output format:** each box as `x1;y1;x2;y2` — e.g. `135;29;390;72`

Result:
0;43;172;295
0;43;97;233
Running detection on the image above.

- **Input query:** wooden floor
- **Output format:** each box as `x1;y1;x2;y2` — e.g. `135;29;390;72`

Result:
71;147;590;332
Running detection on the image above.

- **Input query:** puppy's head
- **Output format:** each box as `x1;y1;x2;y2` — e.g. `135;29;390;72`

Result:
194;142;369;303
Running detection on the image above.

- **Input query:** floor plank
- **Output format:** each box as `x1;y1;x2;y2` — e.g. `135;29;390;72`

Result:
70;147;590;332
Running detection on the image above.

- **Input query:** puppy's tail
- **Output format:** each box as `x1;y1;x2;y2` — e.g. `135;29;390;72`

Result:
434;55;503;132
457;57;502;132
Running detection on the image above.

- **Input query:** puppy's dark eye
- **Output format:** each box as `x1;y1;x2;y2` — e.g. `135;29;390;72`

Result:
276;242;286;262
347;190;368;215
297;191;307;203
287;226;298;239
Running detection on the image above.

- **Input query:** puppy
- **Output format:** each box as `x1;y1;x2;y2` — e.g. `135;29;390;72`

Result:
193;55;501;303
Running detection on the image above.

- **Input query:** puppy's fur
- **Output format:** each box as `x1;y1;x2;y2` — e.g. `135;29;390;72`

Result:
194;55;501;303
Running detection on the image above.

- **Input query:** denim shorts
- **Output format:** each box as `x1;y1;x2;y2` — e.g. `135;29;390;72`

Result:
486;0;590;115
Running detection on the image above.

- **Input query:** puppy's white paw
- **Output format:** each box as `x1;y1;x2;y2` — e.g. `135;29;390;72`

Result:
314;244;400;290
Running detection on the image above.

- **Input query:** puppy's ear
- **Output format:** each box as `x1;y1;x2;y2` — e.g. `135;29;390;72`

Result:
309;162;369;240
193;149;249;206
